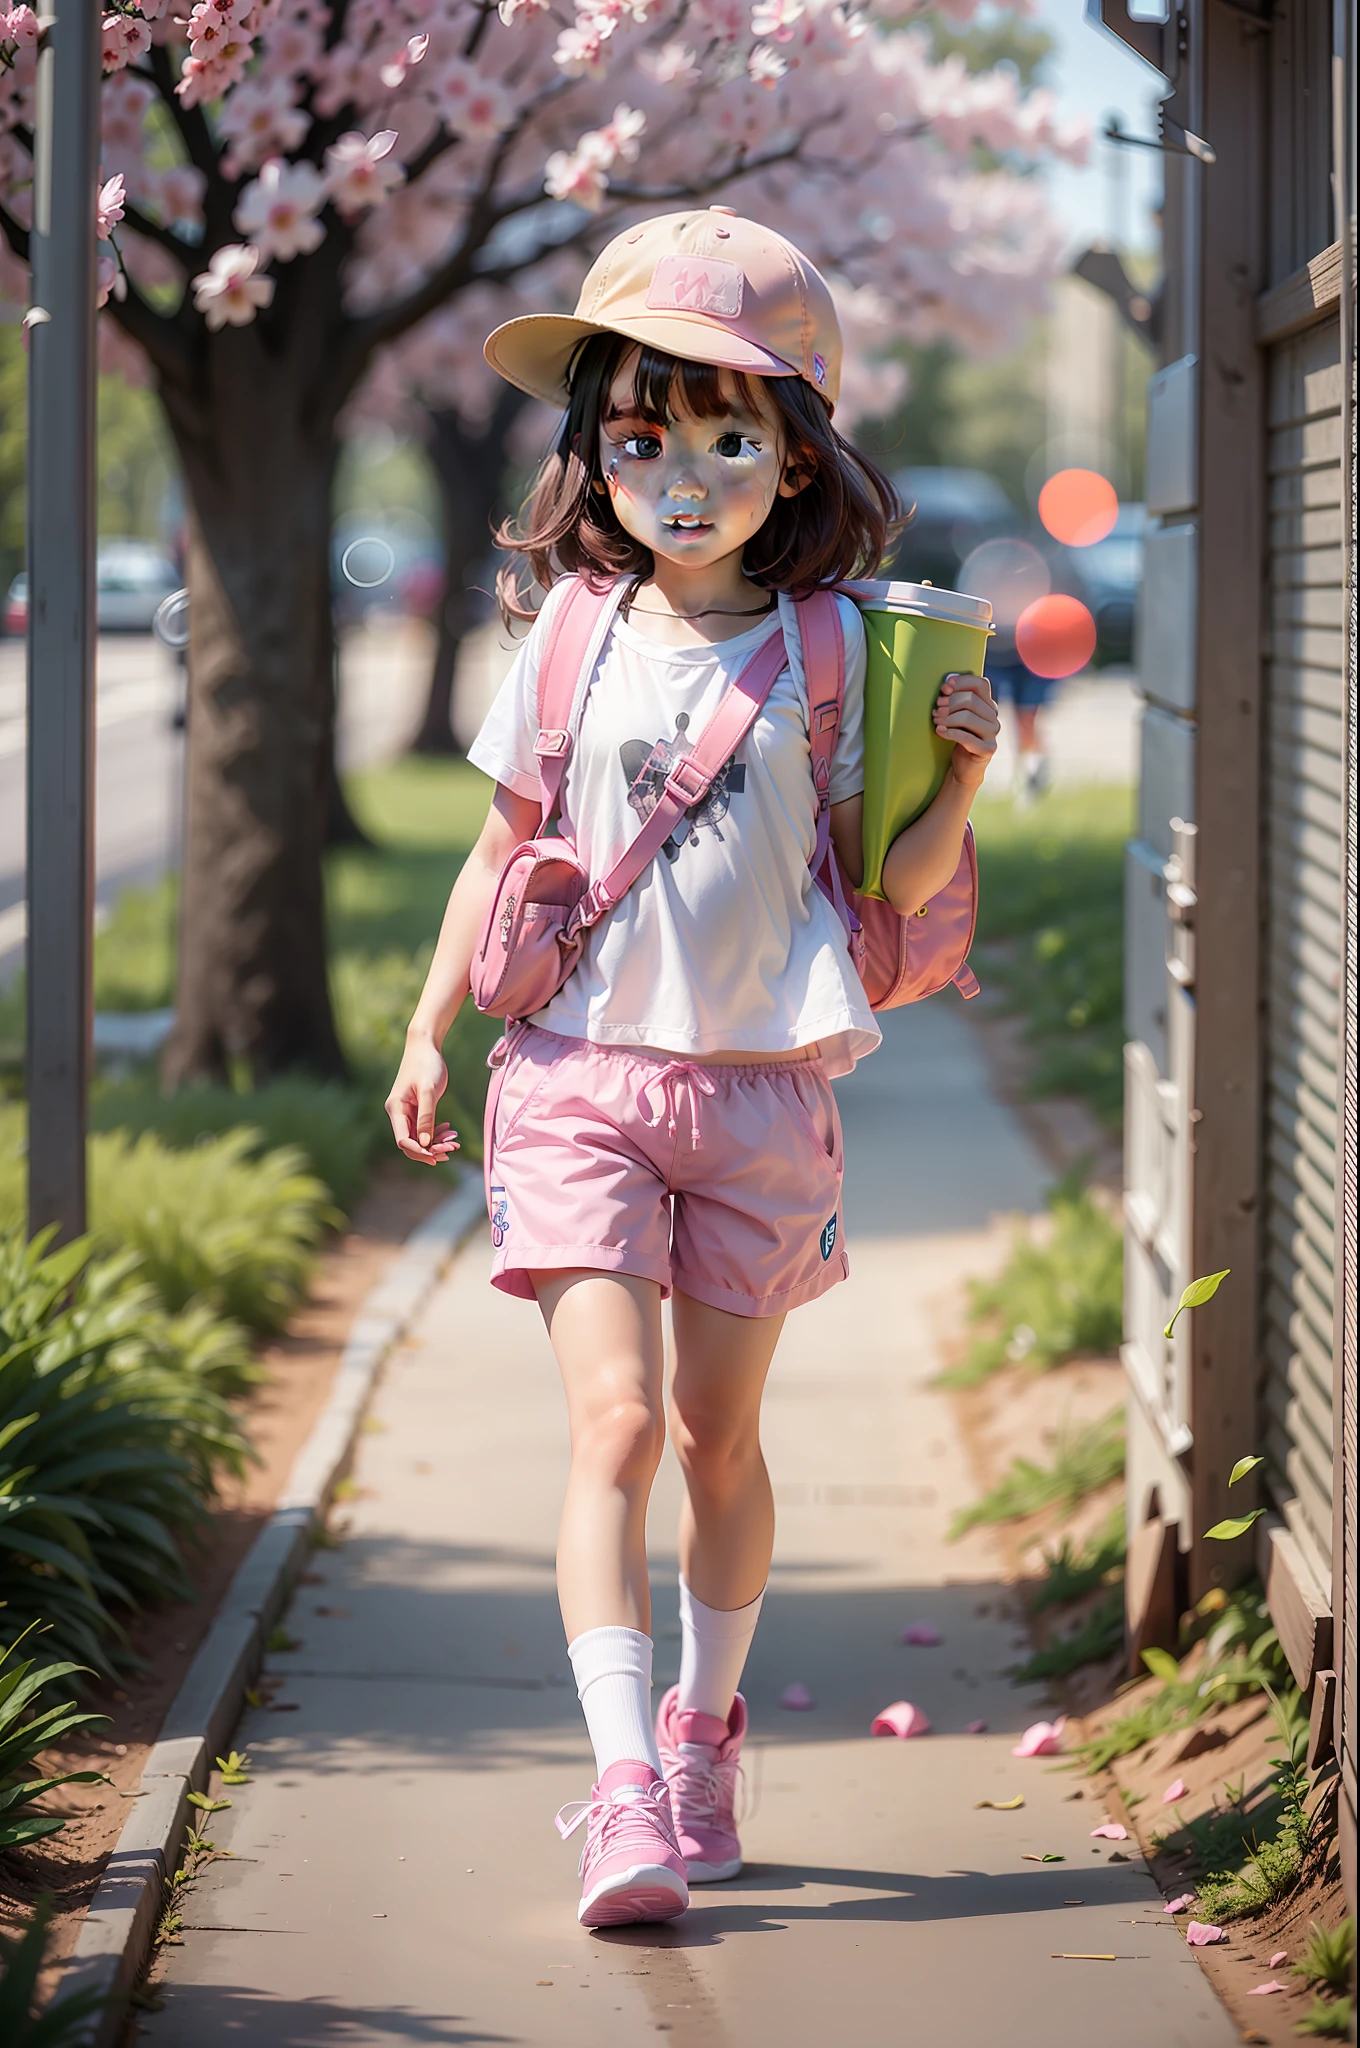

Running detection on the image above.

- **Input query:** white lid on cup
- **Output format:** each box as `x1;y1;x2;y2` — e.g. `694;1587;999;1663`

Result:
841;578;993;629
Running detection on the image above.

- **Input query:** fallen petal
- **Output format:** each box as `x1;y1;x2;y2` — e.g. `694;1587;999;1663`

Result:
1269;1951;1288;1969
1246;1981;1288;1996
779;1681;815;1711
1012;1716;1067;1757
964;1719;988;1734
901;1623;943;1646
1161;1778;1187;1804
1185;1921;1225;1946
1164;1894;1195;1914
871;1699;931;1738
1090;1824;1128;1840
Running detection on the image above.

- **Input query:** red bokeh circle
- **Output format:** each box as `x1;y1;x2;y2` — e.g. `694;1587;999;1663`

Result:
1037;468;1119;547
1015;594;1097;679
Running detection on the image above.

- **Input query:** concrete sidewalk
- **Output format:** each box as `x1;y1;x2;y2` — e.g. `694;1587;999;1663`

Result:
141;1006;1235;2048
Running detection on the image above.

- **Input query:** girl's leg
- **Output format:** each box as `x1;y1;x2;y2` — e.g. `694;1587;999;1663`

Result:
536;1270;668;1777
668;1292;785;1722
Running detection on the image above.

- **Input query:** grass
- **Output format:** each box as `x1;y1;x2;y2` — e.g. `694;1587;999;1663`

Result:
0;1627;108;1851
1295;1920;1355;1995
1;757;500;1208
1071;1584;1289;1774
940;1176;1124;1388
970;785;1131;1127
1188;1689;1318;1922
1298;1996;1353;2038
1011;1586;1125;1684
1028;1504;1126;1611
947;1406;1125;1540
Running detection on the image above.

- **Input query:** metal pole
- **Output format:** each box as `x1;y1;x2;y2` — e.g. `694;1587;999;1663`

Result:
24;0;100;1243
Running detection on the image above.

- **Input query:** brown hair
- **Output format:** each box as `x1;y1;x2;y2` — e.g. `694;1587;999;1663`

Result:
495;332;901;621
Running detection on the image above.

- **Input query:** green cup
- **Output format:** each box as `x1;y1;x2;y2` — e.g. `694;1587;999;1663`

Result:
845;579;993;902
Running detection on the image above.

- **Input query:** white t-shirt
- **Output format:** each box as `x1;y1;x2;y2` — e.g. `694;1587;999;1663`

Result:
468;578;881;1076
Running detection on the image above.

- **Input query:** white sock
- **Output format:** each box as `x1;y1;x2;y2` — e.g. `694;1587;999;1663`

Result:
677;1578;764;1724
567;1626;662;1780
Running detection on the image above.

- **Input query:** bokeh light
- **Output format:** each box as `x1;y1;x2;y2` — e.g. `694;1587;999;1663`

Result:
340;536;396;589
152;588;190;649
1037;468;1119;547
1015;593;1097;678
958;537;1051;630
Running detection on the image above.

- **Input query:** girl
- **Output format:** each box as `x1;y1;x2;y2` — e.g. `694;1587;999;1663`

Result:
385;208;999;1930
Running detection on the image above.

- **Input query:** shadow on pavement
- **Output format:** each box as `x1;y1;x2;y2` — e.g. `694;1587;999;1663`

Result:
145;1981;513;2046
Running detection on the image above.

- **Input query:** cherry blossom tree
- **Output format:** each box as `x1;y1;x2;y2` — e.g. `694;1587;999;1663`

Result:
0;0;1084;1081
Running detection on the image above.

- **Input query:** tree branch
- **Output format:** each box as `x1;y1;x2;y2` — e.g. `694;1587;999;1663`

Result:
0;199;30;266
107;274;194;386
148;43;221;186
120;201;200;271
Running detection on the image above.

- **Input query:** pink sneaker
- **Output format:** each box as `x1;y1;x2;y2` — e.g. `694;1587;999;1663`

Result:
655;1686;747;1882
555;1761;689;1928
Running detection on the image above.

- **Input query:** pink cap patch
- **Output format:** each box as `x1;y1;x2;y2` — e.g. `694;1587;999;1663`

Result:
646;254;744;319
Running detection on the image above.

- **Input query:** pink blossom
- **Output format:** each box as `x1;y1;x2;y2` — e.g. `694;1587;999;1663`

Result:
1246;1981;1288;1995
191;242;274;329
544;104;644;209
750;0;802;41
325;130;404;218
378;31;428;89
150;161;206;227
1161;1777;1187;1804
217;75;309;173
96;171;126;239
1090;1823;1128;1840
1269;1951;1288;1969
1185;1921;1226;1946
433;59;512;140
101;12;151;74
4;5;38;47
496;0;549;20
748;44;786;85
95;251;125;308
638;40;698;83
235;157;326;261
1163;1894;1195;1914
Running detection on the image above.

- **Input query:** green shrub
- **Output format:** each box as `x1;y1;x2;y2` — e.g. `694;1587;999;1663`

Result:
948;1406;1125;1539
1012;1586;1125;1684
93;1075;375;1215
0;1231;250;1666
0;1626;108;1852
941;1179;1124;1388
0;1897;109;2044
1298;1995;1353;2038
1296;1920;1355;1996
1028;1505;1126;1611
1;1107;331;1334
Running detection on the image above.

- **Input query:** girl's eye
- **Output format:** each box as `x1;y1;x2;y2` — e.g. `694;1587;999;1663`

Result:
715;432;758;459
621;433;663;460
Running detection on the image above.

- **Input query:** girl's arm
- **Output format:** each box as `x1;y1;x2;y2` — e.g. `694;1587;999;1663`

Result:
828;672;999;913
384;782;541;1163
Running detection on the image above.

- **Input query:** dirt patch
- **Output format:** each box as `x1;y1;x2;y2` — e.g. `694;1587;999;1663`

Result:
965;983;1122;1193
1074;1668;1350;2045
0;1161;454;1982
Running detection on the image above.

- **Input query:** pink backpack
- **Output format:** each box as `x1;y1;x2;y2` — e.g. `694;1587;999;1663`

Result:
470;577;979;1022
795;587;980;1009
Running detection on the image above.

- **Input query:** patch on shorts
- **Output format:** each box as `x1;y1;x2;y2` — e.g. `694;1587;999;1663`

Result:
819;1213;838;1262
489;1185;509;1248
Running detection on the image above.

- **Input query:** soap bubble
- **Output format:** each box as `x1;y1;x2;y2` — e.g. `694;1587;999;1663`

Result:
340;536;396;589
957;538;1050;631
152;588;190;649
1037;469;1119;548
1015;594;1097;679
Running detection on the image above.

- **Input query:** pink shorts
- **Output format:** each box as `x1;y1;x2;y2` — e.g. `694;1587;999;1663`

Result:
483;1026;847;1317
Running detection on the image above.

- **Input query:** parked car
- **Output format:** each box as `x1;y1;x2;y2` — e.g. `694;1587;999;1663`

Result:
887;467;1019;588
1061;502;1145;665
4;538;180;636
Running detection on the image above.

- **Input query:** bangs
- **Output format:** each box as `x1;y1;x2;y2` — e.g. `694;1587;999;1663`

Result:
612;344;766;426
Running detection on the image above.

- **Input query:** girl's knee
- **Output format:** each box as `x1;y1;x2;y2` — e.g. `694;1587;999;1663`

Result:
575;1395;665;1489
668;1401;760;1493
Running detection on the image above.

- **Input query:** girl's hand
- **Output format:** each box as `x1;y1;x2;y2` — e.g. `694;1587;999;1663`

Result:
385;1032;460;1165
933;672;1000;792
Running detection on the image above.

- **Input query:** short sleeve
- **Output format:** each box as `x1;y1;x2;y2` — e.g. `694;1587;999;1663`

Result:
779;592;866;805
466;587;566;801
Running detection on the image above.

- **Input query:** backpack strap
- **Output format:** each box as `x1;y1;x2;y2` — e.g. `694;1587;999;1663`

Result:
793;591;864;945
532;577;621;825
565;626;789;939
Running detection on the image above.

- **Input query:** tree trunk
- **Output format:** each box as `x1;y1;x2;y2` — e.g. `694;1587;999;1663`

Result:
160;365;346;1085
411;388;527;756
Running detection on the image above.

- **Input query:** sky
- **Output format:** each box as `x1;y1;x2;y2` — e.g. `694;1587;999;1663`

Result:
1029;0;1166;254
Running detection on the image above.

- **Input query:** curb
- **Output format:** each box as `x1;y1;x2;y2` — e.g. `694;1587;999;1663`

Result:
55;1174;488;2045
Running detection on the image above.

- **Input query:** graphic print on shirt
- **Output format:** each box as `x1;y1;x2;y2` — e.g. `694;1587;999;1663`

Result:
619;712;747;862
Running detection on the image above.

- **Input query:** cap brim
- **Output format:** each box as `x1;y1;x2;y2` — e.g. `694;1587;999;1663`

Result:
483;311;799;408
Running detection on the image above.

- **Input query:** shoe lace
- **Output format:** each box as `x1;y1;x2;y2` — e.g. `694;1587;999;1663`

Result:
667;1749;746;1828
554;1782;677;1875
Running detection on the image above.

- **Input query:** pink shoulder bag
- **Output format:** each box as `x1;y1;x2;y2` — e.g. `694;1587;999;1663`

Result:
470;578;790;1020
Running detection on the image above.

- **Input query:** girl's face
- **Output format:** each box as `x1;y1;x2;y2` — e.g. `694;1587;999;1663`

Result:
597;353;805;570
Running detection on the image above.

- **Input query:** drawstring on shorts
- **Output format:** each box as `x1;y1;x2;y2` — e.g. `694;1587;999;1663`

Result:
636;1060;718;1150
